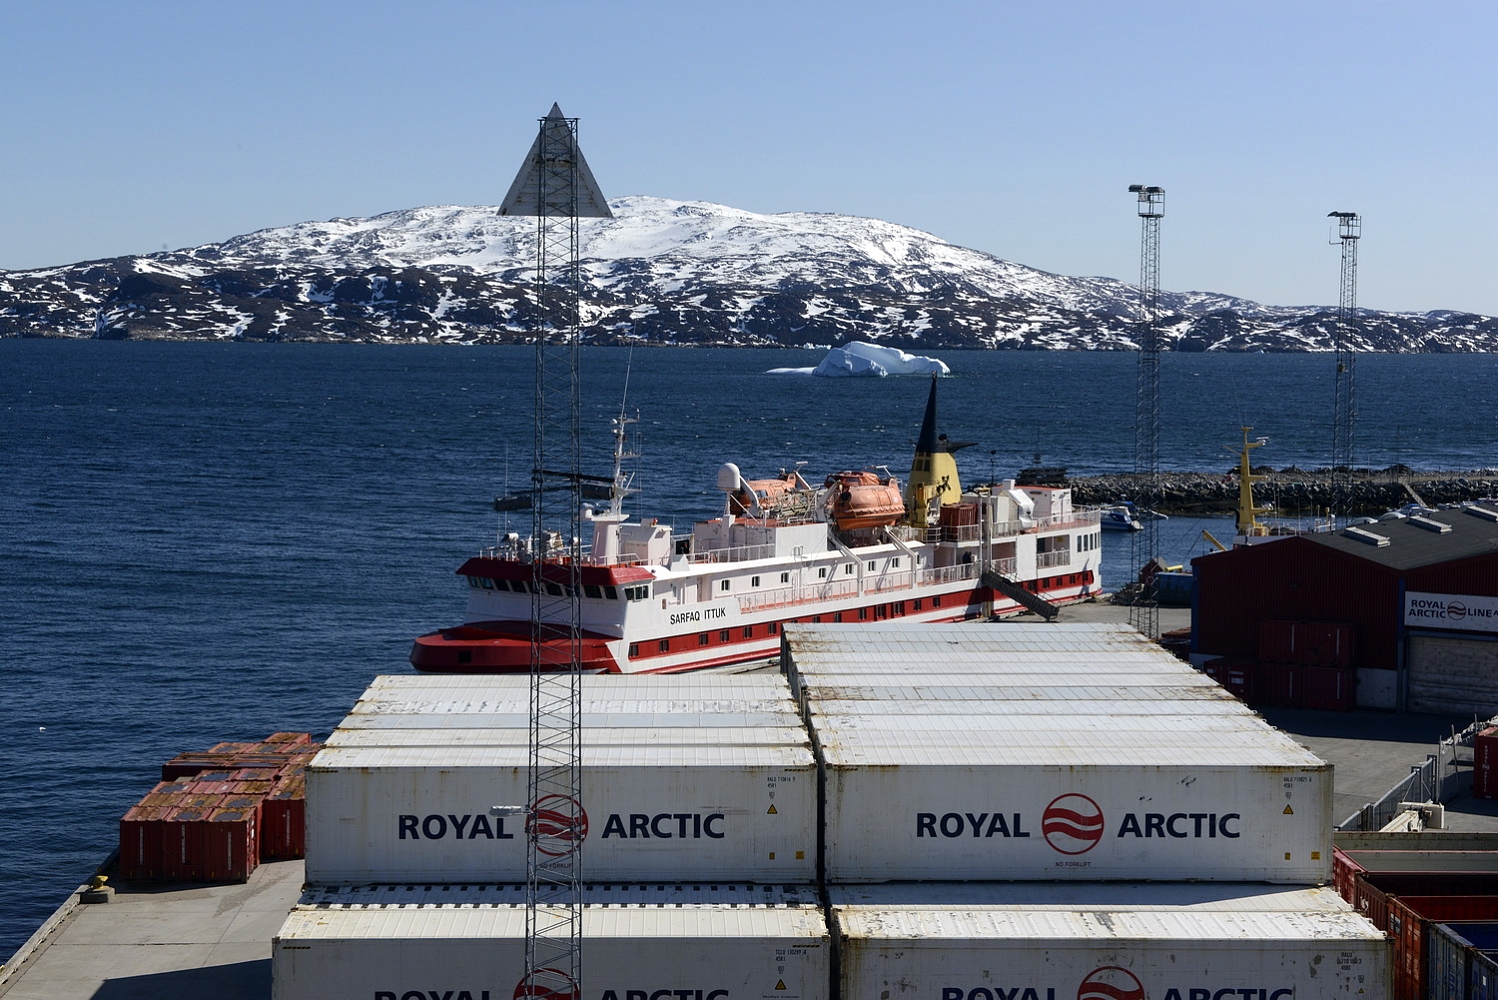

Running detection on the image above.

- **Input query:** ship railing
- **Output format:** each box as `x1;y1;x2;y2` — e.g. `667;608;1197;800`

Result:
688;542;779;564
1036;550;1072;569
866;571;915;594
990;557;1018;577
916;562;982;587
737;578;860;612
1030;511;1102;531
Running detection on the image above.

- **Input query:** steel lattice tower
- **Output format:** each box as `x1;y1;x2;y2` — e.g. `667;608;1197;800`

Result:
1329;212;1360;524
499;104;611;1000
1128;185;1164;639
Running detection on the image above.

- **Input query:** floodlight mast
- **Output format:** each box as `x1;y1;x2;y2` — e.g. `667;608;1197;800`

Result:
1128;185;1164;639
1328;211;1360;525
499;104;612;1000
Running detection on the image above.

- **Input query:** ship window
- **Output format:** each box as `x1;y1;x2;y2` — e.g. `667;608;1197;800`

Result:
891;558;900;568
584;585;602;599
497;579;515;591
628;643;639;657
818;567;827;578
743;626;753;639
751;575;760;587
719;629;730;643
768;622;778;634
933;595;942;607
659;639;670;653
845;564;853;575
913;599;922;611
834;612;843;622
858;608;868;621
867;561;875;570
480;577;495;589
780;572;789;583
698;633;709;647
468;576;480;588
604;585;619;600
895;602;905;615
719;579;730;592
813;615;821;623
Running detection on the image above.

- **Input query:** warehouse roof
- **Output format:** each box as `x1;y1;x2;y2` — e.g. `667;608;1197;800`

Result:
1306;503;1498;571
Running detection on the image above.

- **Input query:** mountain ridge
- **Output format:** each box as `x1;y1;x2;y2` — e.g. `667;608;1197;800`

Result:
2;196;1494;350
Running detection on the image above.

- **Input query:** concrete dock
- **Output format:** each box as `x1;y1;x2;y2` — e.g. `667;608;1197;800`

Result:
0;860;302;1000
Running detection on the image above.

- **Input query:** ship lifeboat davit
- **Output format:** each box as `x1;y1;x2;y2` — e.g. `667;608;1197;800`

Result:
824;471;904;532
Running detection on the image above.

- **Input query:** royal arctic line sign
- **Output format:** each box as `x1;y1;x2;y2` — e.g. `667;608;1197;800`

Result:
1405;592;1498;633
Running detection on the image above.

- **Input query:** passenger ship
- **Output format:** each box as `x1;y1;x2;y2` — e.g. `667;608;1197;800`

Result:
410;381;1103;673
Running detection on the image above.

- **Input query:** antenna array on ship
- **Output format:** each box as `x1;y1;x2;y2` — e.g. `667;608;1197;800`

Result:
1328;211;1361;525
498;103;612;1000
1127;184;1164;639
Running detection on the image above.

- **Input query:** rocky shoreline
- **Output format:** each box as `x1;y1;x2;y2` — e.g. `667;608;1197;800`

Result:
1064;469;1498;517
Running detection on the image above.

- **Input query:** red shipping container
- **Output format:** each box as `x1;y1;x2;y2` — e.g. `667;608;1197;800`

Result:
1303;664;1357;711
261;769;307;860
1300;621;1354;668
208;741;260;754
1355;874;1498;931
201;806;257;882
119;804;172;880
263;732;312;747
1333;847;1363;902
1476;728;1498;800
1224;662;1256;702
1255;662;1303;708
1390;897;1498;1000
1200;658;1223;681
1258;619;1297;663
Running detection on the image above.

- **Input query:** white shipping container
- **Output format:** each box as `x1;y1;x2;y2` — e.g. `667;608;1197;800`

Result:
305;744;817;883
350;696;800;716
800;682;1233;702
828;882;1355;911
810;713;1267;736
273;888;829;1000
324;726;811;750
806;697;1251;716
792;672;1223;690
818;740;1331;883
365;674;794;696
833;885;1386;1000
336;711;807;730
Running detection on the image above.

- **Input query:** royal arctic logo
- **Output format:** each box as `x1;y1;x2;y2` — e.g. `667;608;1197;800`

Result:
513;968;581;1000
529;795;588;857
1042;794;1105;855
1077;967;1145;1000
1448;601;1468;621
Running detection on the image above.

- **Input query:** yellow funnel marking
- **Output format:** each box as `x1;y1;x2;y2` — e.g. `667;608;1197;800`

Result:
1283;805;1294;815
775;981;787;991
766;804;778;814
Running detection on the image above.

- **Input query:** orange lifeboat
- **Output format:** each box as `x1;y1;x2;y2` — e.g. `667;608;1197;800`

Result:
824;471;904;532
729;472;802;518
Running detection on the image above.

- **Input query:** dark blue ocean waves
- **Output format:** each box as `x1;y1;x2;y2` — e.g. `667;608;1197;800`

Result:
1;340;1495;954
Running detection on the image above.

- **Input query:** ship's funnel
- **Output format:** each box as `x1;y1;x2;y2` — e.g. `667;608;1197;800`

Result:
906;377;964;527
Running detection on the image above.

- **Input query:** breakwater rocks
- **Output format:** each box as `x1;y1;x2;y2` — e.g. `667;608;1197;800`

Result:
1067;469;1498;516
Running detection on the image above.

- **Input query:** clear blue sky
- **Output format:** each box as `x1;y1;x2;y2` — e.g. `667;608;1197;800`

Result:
2;1;1494;315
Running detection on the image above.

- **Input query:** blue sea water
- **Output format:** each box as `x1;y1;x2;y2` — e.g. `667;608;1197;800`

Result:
2;340;1497;955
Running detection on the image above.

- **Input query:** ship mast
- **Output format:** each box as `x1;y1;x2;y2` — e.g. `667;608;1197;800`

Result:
1232;427;1272;539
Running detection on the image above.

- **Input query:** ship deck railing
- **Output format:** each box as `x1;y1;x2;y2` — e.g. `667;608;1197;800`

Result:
1036;550;1072;569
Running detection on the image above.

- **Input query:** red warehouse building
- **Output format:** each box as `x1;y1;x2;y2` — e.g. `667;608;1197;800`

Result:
1191;503;1498;714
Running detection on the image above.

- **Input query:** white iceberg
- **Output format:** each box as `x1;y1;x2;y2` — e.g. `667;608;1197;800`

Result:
767;341;950;377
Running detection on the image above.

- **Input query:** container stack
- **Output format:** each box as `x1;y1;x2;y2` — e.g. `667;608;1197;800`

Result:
118;732;319;882
271;623;1392;999
277;676;828;998
1202;619;1357;711
783;622;1389;999
1333;830;1498;1000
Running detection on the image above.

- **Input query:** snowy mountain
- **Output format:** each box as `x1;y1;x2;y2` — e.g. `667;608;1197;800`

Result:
2;195;1495;350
